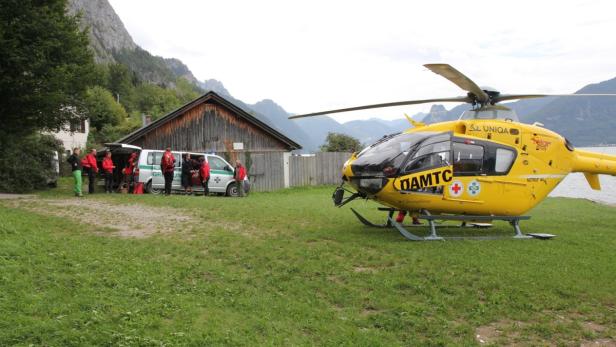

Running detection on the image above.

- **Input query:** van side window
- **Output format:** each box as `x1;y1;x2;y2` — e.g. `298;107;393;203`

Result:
208;157;226;170
173;152;181;167
495;148;515;173
147;152;162;165
453;143;484;174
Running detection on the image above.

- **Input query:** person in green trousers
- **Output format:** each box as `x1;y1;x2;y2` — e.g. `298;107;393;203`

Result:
66;147;83;197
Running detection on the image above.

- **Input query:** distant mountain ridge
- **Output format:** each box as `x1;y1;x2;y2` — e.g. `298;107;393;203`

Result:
68;0;616;149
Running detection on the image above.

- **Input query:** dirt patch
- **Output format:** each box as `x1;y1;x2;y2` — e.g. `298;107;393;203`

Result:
0;193;36;200
581;339;616;347
476;314;614;346
475;320;526;345
583;321;607;333
5;197;195;238
353;266;378;273
360;305;382;317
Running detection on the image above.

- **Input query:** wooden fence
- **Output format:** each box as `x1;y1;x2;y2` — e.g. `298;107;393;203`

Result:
289;152;350;186
237;151;351;192
230;152;351;192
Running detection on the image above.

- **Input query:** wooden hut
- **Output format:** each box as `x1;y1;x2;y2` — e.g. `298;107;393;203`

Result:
117;91;301;191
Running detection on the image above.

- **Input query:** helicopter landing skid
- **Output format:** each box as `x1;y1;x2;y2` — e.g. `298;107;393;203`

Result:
390;214;539;241
350;208;468;230
349;207;554;241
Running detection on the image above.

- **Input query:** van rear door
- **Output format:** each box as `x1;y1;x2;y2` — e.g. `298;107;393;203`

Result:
103;143;142;152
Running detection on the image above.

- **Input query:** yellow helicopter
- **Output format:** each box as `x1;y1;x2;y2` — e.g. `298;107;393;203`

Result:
290;64;616;241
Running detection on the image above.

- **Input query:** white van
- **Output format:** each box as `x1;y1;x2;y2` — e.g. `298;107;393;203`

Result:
104;143;244;196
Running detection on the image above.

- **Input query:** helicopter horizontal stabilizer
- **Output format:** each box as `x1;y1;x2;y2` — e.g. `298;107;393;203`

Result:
571;149;616;185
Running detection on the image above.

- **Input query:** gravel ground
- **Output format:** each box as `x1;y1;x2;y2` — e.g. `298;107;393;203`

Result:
3;196;195;238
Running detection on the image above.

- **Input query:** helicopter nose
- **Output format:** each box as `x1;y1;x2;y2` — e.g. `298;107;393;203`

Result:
353;177;390;195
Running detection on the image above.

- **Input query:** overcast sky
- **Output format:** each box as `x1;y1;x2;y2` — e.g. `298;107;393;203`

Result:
108;0;616;122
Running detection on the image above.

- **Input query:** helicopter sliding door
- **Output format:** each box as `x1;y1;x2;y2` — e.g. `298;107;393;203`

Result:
451;139;517;176
452;142;484;175
447;138;519;205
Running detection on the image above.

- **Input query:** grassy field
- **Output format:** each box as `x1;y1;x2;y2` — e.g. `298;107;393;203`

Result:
1;178;616;346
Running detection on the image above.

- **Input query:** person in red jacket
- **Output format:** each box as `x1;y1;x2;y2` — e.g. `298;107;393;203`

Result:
199;157;210;196
81;149;98;194
233;160;247;197
123;152;138;192
160;147;176;196
102;151;115;193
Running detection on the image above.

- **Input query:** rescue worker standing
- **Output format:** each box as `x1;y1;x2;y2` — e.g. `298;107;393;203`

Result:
66;147;83;197
102;151;115;193
233;160;247;197
123;152;138;192
199;157;210;196
160;147;175;196
81;149;98;194
181;153;194;195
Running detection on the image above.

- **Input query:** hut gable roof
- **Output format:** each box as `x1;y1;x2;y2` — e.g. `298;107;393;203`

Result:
117;91;301;150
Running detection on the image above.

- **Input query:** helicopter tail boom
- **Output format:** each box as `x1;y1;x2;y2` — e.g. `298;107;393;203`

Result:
571;149;616;190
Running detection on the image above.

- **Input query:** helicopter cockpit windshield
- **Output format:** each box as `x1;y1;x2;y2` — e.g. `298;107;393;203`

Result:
459;107;519;122
351;132;450;177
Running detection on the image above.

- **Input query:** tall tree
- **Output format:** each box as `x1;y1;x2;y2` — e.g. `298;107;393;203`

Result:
0;0;95;139
320;132;362;152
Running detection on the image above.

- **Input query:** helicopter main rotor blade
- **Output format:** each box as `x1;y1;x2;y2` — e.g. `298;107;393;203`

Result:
288;96;471;119
494;93;616;103
423;64;489;103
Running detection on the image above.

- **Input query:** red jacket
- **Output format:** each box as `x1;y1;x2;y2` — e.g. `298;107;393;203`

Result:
199;161;210;180
81;153;98;173
161;151;175;173
102;157;114;173
124;153;137;175
234;165;246;181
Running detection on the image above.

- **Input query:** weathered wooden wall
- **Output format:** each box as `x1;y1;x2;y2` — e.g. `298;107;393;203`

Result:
231;151;350;191
290;155;317;186
130;102;288;153
288;153;349;186
314;152;350;185
237;151;286;192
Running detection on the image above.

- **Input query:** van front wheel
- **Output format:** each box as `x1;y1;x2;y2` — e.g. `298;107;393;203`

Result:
146;181;163;194
226;183;239;197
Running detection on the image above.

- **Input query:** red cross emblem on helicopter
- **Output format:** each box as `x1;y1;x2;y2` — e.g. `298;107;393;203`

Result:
449;181;464;197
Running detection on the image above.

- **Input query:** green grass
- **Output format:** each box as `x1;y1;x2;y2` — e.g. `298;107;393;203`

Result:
1;178;616;346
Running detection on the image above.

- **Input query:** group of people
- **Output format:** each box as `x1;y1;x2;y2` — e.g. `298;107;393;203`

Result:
66;147;138;197
159;147;247;197
67;146;248;197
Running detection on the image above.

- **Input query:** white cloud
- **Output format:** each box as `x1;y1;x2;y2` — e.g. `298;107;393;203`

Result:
108;0;616;122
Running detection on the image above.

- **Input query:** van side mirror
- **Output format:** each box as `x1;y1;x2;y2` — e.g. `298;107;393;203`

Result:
224;165;232;172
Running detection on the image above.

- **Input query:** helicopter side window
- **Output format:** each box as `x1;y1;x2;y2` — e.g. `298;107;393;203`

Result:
453;142;484;175
403;141;451;173
494;148;515;173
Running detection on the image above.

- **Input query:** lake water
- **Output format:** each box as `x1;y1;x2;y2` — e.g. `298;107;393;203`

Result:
549;146;616;205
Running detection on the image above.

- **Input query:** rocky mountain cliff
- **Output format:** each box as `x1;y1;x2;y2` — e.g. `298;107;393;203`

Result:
68;0;200;86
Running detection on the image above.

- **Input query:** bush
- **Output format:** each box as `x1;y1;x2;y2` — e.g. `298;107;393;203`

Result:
0;134;62;193
320;132;362;152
